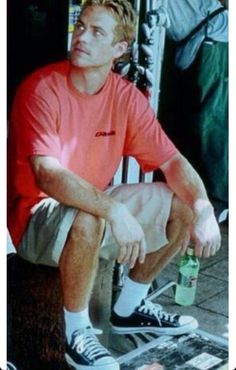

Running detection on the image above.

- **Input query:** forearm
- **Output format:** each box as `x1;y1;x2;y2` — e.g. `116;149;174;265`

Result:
30;155;147;265
161;153;221;257
31;156;122;222
160;153;213;214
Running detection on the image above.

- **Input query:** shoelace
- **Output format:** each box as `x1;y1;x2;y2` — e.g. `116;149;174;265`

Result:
71;327;110;361
138;300;177;326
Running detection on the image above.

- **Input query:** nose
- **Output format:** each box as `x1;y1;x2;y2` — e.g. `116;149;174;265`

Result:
73;27;91;43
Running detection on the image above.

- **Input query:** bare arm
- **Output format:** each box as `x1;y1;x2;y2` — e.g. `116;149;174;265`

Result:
160;153;221;257
31;155;118;218
30;155;146;267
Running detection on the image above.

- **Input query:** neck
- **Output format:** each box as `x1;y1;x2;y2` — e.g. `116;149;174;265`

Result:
69;64;112;95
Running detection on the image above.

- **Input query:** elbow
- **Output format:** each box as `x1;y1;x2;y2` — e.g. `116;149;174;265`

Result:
35;166;55;191
29;156;60;192
160;152;185;177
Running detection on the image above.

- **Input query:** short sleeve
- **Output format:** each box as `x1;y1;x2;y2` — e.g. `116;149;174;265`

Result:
10;77;61;160
124;87;178;172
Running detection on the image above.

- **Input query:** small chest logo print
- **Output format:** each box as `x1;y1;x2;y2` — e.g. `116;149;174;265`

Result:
95;130;116;137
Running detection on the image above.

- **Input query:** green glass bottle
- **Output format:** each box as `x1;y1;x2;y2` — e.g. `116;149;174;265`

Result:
175;247;200;306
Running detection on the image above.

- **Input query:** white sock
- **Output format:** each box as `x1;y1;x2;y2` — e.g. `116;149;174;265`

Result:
64;307;91;342
113;276;151;317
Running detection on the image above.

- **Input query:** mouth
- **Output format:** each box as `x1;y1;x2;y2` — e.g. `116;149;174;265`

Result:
72;45;90;55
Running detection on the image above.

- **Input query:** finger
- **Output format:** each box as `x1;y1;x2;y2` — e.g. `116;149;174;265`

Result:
203;244;211;258
138;237;147;264
183;230;191;247
180;237;190;256
179;231;190;256
117;245;127;264
216;235;222;252
210;237;221;256
209;241;217;257
194;240;204;258
122;243;133;264
129;243;140;269
216;241;221;252
210;244;217;257
180;244;188;256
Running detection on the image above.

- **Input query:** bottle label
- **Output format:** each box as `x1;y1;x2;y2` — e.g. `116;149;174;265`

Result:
178;273;197;288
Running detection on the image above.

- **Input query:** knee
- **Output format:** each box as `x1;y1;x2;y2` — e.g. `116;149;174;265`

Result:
69;212;105;246
169;195;194;225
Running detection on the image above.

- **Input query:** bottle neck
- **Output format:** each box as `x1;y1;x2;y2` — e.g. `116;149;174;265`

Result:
186;247;195;256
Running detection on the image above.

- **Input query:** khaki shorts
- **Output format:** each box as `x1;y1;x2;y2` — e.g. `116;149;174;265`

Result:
18;182;173;267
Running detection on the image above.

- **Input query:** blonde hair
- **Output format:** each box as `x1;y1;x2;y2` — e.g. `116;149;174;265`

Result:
81;0;137;46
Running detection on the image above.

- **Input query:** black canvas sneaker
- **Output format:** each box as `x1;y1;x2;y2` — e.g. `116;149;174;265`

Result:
111;300;198;336
65;326;119;370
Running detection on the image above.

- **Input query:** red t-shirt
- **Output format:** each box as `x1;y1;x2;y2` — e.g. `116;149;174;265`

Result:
8;60;178;247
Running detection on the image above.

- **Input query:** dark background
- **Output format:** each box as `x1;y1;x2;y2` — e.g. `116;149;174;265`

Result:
7;0;69;114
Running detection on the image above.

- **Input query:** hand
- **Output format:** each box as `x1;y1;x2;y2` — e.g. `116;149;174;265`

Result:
179;228;191;256
109;203;147;268
191;203;221;258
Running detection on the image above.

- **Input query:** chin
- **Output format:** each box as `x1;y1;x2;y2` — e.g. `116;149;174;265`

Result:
70;57;89;68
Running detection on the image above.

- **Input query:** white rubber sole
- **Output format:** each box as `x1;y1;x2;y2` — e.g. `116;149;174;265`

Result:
65;353;120;370
111;319;199;336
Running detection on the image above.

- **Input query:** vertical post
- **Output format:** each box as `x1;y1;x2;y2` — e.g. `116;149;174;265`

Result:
133;0;141;41
137;0;169;182
113;0;169;184
138;0;169;116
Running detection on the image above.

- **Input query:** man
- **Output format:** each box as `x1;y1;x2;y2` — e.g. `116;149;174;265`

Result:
7;1;221;369
159;0;228;216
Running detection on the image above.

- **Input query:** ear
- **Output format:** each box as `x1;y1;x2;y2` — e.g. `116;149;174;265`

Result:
113;41;128;59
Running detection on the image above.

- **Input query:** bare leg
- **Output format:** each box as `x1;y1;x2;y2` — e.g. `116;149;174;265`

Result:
59;211;105;312
129;195;193;284
111;196;198;336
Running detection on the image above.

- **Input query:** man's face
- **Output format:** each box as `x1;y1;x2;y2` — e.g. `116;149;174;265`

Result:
70;6;125;69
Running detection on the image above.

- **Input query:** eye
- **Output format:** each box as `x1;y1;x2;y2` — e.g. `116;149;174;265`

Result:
75;23;85;33
93;29;104;37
